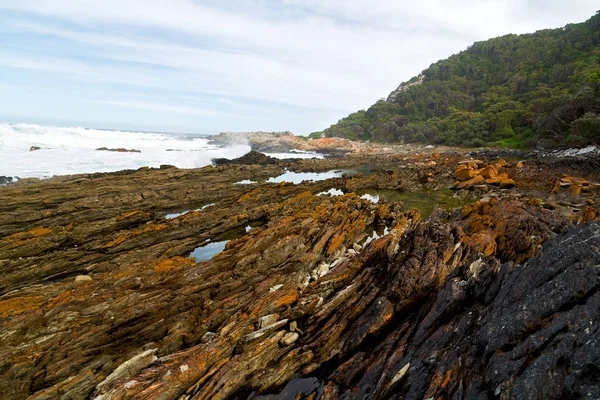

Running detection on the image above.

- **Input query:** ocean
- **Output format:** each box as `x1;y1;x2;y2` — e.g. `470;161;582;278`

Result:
0;123;320;180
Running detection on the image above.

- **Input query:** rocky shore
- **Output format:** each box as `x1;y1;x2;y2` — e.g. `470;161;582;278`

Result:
1;147;599;399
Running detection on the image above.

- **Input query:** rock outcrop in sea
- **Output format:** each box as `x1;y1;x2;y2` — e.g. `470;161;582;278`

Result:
207;131;364;154
0;148;599;399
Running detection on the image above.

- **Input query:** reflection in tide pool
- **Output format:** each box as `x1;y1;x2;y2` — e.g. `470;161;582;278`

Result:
189;241;229;262
165;203;215;219
362;225;390;246
357;189;469;219
317;188;344;196
189;220;267;262
263;151;325;160
360;193;380;203
267;170;343;184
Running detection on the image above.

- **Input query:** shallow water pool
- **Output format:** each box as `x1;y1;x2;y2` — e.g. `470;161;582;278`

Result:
357;188;470;219
189;241;229;262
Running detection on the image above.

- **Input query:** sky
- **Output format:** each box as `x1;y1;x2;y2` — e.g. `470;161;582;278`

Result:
0;1;598;135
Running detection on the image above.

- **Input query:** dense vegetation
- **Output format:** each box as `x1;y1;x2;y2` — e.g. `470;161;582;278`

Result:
312;12;600;148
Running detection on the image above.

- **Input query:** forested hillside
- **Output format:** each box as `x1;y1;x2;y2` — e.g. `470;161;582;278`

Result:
313;11;600;148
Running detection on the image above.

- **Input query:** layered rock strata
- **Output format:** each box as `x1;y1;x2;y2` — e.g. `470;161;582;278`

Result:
0;151;599;399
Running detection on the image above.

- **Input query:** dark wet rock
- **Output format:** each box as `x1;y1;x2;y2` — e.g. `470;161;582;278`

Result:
0;176;16;185
213;150;280;166
29;146;41;151
96;147;142;153
267;222;600;400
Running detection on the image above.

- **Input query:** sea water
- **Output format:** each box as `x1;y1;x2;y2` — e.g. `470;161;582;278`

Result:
0;123;322;180
0;123;251;179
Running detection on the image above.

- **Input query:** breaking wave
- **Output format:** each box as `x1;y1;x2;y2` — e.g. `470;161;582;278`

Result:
0;123;251;178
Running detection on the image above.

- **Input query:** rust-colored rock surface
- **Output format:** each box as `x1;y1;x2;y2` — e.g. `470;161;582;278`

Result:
1;149;599;399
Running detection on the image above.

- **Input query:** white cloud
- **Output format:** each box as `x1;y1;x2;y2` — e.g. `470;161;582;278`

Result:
88;98;255;118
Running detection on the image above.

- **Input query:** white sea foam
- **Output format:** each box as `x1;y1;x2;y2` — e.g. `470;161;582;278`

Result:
0;123;251;178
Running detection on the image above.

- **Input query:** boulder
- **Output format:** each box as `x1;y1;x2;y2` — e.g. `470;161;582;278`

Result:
479;165;497;179
499;178;516;189
454;165;478;181
457;174;485;189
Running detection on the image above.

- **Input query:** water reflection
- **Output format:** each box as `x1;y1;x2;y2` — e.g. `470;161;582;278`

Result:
360;193;380;203
189;241;229;262
317;188;344;196
165;203;215;219
267;170;343;184
357;188;469;219
189;220;267;262
263;151;325;160
361;224;391;246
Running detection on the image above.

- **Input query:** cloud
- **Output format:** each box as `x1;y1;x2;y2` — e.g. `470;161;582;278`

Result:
0;0;598;134
88;98;256;119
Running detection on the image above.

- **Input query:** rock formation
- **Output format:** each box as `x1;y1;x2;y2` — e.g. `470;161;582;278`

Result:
208;132;370;154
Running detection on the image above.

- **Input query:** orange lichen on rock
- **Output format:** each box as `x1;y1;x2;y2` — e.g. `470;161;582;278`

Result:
485;173;509;185
454;165;478;181
47;288;90;308
452;160;516;191
5;226;52;242
458;198;569;264
307;137;358;151
551;176;599;196
103;223;167;248
479;165;498;180
327;232;346;256
456;175;485;190
499;178;516;189
153;256;195;273
425;369;454;398
0;295;45;318
237;188;264;203
572;206;600;224
461;231;497;257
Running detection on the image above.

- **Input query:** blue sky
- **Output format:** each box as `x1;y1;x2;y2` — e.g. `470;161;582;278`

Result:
0;1;598;135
